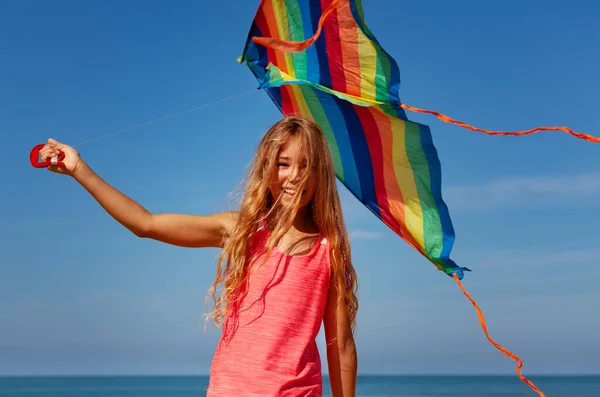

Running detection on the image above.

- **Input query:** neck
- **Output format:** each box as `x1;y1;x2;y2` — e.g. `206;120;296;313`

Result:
267;204;318;235
290;205;318;233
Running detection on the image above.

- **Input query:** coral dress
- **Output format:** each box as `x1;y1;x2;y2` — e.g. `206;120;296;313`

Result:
207;225;331;396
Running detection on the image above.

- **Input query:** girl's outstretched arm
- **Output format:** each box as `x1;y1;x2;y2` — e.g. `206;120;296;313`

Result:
324;283;357;397
39;139;237;248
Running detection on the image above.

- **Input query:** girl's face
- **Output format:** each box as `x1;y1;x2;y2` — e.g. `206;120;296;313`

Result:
270;137;317;209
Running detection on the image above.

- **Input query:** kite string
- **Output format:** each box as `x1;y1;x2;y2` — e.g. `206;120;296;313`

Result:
452;273;546;397
72;89;258;148
400;103;600;143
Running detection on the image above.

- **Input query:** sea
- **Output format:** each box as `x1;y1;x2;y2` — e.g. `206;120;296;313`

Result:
0;375;598;397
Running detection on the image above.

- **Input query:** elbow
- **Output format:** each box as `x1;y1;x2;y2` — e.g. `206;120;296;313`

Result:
132;227;149;239
338;337;357;365
341;341;357;360
338;342;358;383
339;332;356;354
131;214;153;239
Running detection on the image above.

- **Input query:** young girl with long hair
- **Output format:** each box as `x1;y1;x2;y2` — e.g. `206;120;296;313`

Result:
38;116;359;396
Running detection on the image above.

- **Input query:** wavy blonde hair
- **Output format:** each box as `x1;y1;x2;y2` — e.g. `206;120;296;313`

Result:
205;116;359;335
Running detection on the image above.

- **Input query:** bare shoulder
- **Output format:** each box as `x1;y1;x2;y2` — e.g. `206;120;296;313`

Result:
213;211;239;238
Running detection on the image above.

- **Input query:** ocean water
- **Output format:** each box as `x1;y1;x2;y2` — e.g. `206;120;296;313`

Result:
0;375;598;396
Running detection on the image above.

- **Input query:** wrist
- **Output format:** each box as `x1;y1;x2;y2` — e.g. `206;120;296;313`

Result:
72;161;92;182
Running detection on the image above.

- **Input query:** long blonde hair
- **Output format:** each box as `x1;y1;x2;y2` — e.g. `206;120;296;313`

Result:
205;116;359;335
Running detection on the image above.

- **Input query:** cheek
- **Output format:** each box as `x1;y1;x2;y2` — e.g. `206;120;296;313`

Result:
308;174;317;190
276;169;288;184
304;177;317;199
271;168;283;185
271;170;288;195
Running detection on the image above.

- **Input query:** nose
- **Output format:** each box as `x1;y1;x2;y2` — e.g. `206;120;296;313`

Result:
289;165;302;184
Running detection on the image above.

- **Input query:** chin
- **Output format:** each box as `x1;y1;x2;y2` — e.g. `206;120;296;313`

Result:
279;195;311;209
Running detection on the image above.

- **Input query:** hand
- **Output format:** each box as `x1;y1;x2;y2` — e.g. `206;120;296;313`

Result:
39;138;84;177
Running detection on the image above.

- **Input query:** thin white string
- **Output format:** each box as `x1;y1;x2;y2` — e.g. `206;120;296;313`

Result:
72;89;259;148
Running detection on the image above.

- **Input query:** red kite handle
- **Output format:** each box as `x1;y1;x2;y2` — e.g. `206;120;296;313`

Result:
30;144;65;168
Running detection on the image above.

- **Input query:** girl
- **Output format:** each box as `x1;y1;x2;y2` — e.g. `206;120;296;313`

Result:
39;116;359;396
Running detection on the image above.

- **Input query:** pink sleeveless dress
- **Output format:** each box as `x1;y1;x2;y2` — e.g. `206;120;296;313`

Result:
206;224;331;396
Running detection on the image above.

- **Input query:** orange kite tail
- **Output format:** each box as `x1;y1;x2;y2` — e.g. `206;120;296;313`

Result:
401;103;600;143
452;273;546;397
251;0;340;53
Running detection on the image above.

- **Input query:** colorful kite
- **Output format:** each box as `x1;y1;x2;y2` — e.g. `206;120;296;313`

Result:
239;0;597;395
240;0;468;279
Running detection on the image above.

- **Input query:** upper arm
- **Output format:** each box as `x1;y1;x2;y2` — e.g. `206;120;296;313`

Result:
323;280;357;396
323;281;355;352
144;211;238;248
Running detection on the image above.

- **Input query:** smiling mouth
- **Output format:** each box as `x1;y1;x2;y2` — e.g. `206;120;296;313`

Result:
283;188;306;196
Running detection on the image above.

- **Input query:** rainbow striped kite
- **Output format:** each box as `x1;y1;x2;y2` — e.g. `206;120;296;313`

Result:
239;0;469;280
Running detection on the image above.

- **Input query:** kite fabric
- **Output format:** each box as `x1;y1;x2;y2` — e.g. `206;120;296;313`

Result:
239;0;469;280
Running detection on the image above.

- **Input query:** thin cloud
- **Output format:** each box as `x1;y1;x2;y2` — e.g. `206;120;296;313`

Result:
349;230;384;240
469;246;600;268
444;173;600;212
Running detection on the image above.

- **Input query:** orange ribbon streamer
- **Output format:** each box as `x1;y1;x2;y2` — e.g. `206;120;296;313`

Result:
453;273;546;397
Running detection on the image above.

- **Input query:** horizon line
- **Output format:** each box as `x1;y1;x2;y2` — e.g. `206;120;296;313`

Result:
2;373;599;378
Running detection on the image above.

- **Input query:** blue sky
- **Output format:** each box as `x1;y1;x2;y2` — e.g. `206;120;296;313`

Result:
1;0;599;376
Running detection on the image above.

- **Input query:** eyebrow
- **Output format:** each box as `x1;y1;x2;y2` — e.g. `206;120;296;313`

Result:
277;156;308;164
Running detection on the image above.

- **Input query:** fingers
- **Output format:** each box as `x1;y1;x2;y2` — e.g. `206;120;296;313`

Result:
39;144;61;162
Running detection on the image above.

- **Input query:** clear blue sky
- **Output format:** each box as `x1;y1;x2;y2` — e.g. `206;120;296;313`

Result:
1;0;599;376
